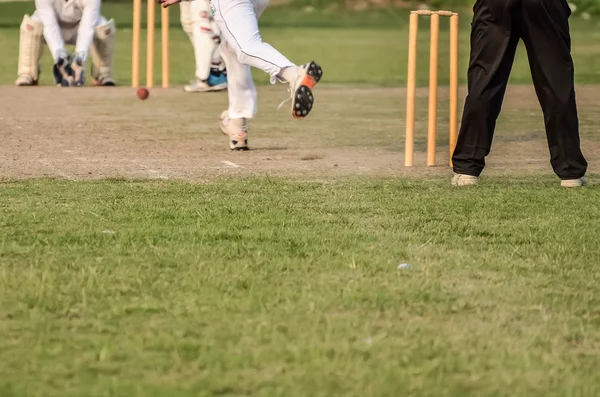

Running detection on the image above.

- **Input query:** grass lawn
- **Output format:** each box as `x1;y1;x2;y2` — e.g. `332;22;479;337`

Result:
1;177;600;396
1;2;600;396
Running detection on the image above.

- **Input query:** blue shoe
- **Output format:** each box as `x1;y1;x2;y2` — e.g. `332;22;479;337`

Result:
184;69;228;93
207;69;227;87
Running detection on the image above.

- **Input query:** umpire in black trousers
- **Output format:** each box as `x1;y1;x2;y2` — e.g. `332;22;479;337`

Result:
451;0;588;187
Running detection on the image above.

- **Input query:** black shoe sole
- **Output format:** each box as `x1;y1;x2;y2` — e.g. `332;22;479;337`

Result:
292;61;323;119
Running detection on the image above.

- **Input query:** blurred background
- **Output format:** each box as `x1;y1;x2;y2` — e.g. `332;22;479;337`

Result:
0;0;599;87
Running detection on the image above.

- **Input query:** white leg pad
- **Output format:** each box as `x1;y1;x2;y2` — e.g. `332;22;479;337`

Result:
180;2;194;43
90;18;115;83
189;0;218;80
17;15;44;83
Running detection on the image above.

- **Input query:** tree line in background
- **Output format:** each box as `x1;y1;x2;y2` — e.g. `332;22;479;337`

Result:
103;0;600;15
337;0;600;14
420;0;600;14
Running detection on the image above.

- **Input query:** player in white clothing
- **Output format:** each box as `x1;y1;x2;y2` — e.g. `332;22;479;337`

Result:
179;1;228;92
16;0;115;87
159;0;323;151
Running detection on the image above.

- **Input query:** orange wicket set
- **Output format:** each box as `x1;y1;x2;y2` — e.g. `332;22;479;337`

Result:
405;10;459;167
131;0;170;88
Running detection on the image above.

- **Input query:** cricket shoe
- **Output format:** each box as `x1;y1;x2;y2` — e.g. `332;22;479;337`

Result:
93;76;116;86
184;69;228;93
15;75;38;86
561;176;587;187
220;110;249;151
279;61;323;118
451;173;478;186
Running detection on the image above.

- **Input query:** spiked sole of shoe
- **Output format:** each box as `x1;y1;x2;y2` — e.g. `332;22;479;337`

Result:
292;61;323;119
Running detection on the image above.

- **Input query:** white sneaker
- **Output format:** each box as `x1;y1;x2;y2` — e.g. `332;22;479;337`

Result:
451;173;479;186
219;110;249;151
15;75;37;86
561;176;587;187
280;61;323;119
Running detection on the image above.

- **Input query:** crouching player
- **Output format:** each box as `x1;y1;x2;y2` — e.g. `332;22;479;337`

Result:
16;0;115;87
179;0;227;92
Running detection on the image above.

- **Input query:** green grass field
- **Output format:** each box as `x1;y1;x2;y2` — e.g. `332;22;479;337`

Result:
1;2;600;396
2;178;600;396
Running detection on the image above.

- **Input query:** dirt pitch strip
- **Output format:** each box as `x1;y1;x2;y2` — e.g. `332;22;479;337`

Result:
1;85;598;181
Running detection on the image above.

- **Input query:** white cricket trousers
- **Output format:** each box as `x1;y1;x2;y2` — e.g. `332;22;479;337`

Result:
212;0;295;119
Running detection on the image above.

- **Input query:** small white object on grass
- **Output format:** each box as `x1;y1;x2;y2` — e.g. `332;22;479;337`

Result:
397;263;410;269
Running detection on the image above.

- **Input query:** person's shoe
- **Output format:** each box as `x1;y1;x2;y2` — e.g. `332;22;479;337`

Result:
561;176;587;187
220;110;249;151
93;76;116;86
15;74;38;86
184;69;227;93
281;61;323;119
451;173;478;186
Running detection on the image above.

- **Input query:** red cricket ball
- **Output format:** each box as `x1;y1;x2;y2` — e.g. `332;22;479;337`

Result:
137;87;149;100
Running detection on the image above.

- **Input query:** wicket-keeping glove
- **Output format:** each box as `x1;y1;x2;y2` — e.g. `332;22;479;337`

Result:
52;52;74;87
70;53;85;87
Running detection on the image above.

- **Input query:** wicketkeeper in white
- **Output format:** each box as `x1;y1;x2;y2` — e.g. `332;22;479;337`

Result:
16;0;115;87
159;0;323;150
179;0;228;92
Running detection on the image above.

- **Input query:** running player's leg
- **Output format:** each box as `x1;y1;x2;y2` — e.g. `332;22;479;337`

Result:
218;39;255;150
213;0;292;81
213;0;323;118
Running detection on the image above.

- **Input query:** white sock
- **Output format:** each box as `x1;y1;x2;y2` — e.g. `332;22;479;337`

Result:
279;66;298;84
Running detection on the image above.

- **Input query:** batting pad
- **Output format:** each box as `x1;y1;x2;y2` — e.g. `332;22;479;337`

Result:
17;15;44;81
91;19;115;82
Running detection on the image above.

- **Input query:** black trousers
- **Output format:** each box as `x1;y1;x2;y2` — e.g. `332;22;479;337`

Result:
452;0;587;179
